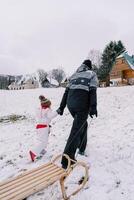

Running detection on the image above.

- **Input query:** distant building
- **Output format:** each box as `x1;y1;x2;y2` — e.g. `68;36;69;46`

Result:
110;52;134;86
8;74;39;90
0;75;18;89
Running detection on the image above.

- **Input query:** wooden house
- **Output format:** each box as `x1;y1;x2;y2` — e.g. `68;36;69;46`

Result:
110;53;134;86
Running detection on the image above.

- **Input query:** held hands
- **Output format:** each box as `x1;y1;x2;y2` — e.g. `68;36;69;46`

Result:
56;108;64;115
89;107;98;118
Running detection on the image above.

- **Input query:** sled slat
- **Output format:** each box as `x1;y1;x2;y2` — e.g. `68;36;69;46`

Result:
0;163;58;191
10;174;66;200
0;162;52;187
0;168;65;200
0;165;63;194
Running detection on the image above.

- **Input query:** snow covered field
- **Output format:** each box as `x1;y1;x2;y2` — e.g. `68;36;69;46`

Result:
0;86;134;200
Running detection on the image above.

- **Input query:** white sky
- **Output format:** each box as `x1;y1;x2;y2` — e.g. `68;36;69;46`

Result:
0;0;134;76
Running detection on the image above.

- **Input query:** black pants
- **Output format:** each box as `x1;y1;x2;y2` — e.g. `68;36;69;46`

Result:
61;108;88;168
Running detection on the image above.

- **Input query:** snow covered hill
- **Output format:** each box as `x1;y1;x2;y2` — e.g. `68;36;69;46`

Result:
0;86;134;200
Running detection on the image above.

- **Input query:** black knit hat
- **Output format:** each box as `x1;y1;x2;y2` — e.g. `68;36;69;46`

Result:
82;59;92;70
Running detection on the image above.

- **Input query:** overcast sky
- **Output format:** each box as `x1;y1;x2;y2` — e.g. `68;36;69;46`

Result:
0;0;134;76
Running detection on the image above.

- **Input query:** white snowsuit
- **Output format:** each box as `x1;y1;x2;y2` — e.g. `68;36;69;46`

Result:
32;107;58;157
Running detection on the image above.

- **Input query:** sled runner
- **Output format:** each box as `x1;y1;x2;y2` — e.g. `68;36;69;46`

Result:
0;154;88;200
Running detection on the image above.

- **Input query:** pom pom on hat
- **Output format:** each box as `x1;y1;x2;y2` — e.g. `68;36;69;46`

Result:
39;95;45;101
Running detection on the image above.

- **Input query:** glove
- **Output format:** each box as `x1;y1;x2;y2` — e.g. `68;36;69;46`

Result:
56;108;64;115
89;107;98;118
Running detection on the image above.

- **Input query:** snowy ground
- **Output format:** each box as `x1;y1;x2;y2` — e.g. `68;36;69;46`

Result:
0;86;134;200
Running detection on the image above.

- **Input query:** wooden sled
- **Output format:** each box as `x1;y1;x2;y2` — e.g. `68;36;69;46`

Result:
0;154;89;200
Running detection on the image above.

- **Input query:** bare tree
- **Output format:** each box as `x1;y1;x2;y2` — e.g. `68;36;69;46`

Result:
37;69;48;86
51;68;65;86
87;49;102;68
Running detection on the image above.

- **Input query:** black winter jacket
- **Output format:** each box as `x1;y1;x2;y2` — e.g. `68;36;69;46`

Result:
59;64;98;113
60;87;97;112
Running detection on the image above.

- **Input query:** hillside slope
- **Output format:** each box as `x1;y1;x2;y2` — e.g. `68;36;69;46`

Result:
0;86;134;200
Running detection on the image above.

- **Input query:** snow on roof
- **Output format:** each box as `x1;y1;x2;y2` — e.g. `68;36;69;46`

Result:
117;52;134;70
17;73;38;84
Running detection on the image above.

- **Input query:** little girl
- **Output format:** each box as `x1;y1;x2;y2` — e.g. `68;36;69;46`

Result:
29;95;58;162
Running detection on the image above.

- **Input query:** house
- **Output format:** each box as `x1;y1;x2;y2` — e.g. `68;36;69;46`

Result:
110;52;134;86
8;74;39;90
0;75;23;90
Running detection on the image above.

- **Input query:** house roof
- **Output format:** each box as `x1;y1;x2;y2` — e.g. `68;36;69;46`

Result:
117;52;134;70
17;74;38;84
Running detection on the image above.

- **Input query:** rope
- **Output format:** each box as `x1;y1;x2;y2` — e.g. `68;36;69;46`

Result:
63;116;93;158
75;118;92;158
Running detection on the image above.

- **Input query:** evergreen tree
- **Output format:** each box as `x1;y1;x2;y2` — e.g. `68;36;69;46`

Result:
98;40;126;86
